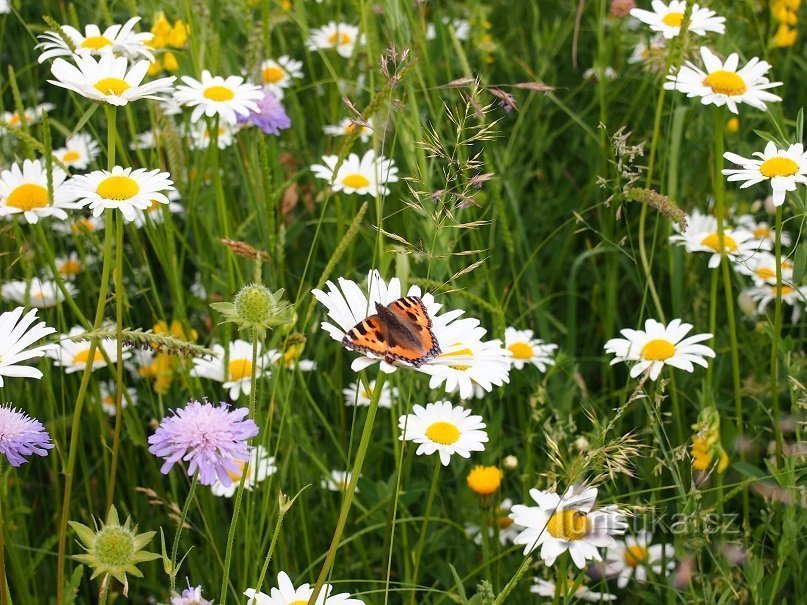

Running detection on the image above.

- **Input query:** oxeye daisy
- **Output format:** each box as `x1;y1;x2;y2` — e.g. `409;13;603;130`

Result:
259;56;304;98
0;307;56;387
0;404;54;466
398;400;488;466
504;327;558;371
53;133;101;170
188;120;238;150
311;150;399;197
49;55;175;106
130;189;183;228
630;1;725;39
99;380;137;416
342;378;396;408
531;577;616;602
0;158;79;224
465;498;522;546
604;318;715;381
1;278;75;308
148;399;258;486
669;209;769;268
321;470;358;492
426;17;472;41
53;215;105;235
664;47;782;114
723;142;807;206
735;214;792;247
210;445;276;497
173;70;263;125
733;251;793;286
190;340;270;400
65;165;175;222
267;344;317;371
48;326;129;373
0;103;54;129
306;21;363;58
244;571;365;605
36;17;155;63
323;117;374;143
510;484;627;568
605;531;676;588
746;283;807;322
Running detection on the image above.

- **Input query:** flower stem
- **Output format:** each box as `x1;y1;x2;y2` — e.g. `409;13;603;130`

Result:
170;472;200;594
0;462;7;605
308;371;388;605
106;211;125;509
770;206;785;461
409;460;442;604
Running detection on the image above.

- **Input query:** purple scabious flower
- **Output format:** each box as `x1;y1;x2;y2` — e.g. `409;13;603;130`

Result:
237;88;291;135
148;399;258;486
0;404;54;467
171;584;212;605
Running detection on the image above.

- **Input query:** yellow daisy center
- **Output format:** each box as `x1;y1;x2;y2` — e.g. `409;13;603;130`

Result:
662;12;685;26
467;465;503;496
6;184;49;211
81;35;113;50
425;421;460;445
60;259;82;275
496;516;514;529
203;85;235;101
700;232;738;253
32;292;46;300
778;285;794;295
226;460;247;482
546;510;588;541
97;175;140;201
759;157;799;178
73;347;104;365
262;66;285;84
328;32;352;45
342;173;370;189
641;338;676;361
344;122;363;134
755;267;775;281
94;77;131;96
289;601;307;605
702;71;747;96
624;544;649;567
228;358;253;381
753;226;770;239
8;113;21;126
62;150;81;163
508;342;534;360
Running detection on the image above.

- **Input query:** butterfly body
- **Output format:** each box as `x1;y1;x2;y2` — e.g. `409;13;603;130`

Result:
342;296;441;367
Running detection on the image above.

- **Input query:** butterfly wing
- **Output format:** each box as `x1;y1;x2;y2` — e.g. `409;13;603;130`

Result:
342;314;390;359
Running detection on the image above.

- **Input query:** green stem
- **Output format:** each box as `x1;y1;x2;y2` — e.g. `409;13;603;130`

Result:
106;212;125;509
308;371;387;605
170;472;200;593
770;206;784;461
409;460;441;604
0;462;7;605
253;497;291;597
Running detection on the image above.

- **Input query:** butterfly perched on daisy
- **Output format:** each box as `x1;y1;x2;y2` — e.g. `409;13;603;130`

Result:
341;296;441;367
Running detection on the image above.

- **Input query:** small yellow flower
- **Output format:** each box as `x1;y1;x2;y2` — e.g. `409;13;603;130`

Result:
690;407;729;474
139;353;175;394
163;51;179;72
773;23;798;47
726;117;740;134
154;319;198;342
467;465;503;496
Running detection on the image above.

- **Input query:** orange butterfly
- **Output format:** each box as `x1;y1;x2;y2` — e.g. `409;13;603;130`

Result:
342;296;441;367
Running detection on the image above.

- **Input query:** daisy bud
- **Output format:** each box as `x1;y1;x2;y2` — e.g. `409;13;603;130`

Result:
503;454;518;470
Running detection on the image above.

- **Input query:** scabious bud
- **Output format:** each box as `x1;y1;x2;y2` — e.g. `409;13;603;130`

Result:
610;0;636;18
211;283;295;337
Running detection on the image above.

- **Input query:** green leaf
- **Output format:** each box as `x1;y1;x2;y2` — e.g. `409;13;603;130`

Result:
62;564;84;605
733;462;768;480
792;242;806;283
448;563;469;604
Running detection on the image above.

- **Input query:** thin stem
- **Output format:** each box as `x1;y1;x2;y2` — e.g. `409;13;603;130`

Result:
253;495;291;596
170;472;200;593
770;206;785;461
409;461;442;604
0;462;7;605
308;371;388;605
106;212;125;509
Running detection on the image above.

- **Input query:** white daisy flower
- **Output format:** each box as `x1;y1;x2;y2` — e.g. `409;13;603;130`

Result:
311;150;399;197
504;327;558;371
733;251;793;287
306;22;363;58
342;379;396;408
604;318;715;381
465;498;522;546
398;400;488;466
210;445;277;498
531;577;616;602
52;215;105;235
190;340;270;400
55;251;92;280
669;209;769;269
99;380;137;416
510;484;627;568
1;278;76;308
187;120;239;150
322;117;374;143
53;133;101;170
723;142;807;207
0;158;80;224
48;326;129;373
36;17;155;63
267;345;317;371
129;129;163;151
65;165;175;222
173;70;262;125
746;283;807;322
245;571;365;605
630;1;725;39
663;47;782;114
130;189;183;228
321;470;358;492
260;56;303;99
48;55;175;106
583;66;618;82
605;530;676;588
628;34;667;69
426;17;471;41
734;215;792;247
0;103;54;129
0;307;56;387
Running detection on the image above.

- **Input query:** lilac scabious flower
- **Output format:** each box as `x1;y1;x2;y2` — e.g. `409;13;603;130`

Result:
171;584;213;605
148;399;258;486
237;88;291;135
0;404;54;467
